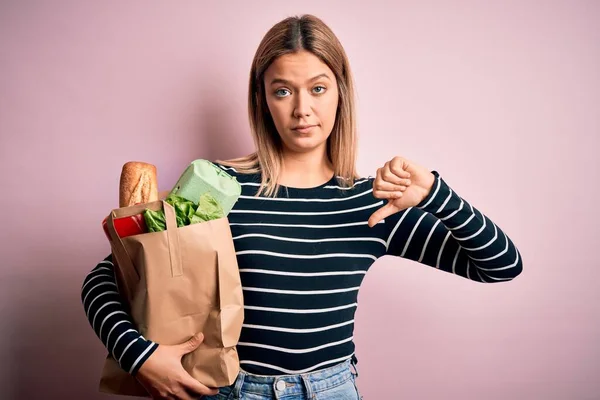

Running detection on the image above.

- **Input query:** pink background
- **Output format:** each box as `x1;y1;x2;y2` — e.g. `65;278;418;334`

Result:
1;1;598;399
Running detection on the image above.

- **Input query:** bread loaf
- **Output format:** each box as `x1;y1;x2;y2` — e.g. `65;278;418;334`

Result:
119;161;158;207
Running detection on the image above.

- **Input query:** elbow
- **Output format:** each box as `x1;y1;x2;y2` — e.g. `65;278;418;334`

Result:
474;258;523;284
480;247;523;283
506;249;524;281
511;261;523;280
483;261;523;284
81;255;113;302
81;270;93;305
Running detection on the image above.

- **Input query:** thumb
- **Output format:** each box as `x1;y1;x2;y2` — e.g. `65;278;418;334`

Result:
178;332;204;355
368;202;397;228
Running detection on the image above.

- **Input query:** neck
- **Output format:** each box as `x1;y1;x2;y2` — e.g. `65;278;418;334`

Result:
279;148;334;188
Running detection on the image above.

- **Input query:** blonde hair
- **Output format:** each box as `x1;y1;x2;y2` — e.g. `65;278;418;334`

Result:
216;14;360;197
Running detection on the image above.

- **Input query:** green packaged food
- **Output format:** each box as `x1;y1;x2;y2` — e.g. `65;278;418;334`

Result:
169;159;241;216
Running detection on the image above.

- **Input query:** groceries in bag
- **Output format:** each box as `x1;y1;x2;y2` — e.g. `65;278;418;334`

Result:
98;159;244;397
102;159;241;238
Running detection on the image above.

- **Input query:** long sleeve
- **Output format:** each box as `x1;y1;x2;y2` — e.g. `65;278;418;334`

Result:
383;171;523;283
81;254;159;375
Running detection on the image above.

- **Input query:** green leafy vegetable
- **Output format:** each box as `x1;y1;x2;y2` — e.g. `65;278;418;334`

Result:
190;192;225;224
166;194;196;226
143;192;224;232
144;208;167;232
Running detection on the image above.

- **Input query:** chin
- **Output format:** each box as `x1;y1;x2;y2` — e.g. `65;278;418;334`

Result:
280;129;329;151
286;141;327;153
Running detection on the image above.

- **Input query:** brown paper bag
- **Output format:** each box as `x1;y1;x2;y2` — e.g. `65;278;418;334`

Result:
99;200;244;397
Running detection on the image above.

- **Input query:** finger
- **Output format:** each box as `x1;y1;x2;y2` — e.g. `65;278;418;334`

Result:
174;388;203;400
373;180;409;192
380;167;410;184
177;332;204;356
390;157;412;178
373;190;403;200
180;374;219;397
172;387;195;400
368;202;397;228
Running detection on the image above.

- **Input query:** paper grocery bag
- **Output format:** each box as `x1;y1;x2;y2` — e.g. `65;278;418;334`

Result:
99;200;244;397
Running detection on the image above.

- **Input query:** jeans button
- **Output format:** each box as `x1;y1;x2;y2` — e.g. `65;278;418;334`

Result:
276;380;286;391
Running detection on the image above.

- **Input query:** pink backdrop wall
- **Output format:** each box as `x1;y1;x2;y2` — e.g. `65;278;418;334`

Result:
1;1;598;399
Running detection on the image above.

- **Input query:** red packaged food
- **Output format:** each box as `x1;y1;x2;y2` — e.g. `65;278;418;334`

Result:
102;213;147;240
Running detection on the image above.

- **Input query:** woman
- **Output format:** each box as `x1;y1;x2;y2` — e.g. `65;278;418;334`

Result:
81;14;522;399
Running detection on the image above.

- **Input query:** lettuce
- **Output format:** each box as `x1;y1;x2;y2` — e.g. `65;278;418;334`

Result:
144;208;166;232
190;193;225;223
143;192;224;232
166;194;196;227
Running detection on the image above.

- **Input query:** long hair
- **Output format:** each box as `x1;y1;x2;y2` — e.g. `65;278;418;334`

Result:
216;14;360;197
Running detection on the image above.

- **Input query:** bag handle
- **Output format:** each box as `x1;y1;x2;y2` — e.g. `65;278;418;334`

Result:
105;200;183;300
105;210;139;299
163;201;183;277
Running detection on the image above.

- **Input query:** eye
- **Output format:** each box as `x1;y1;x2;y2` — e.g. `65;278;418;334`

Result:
313;86;327;94
275;88;291;97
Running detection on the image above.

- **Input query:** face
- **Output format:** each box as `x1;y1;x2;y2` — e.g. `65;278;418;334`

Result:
263;50;339;156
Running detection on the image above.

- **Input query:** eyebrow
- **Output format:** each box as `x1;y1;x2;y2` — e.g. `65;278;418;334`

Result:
269;73;331;86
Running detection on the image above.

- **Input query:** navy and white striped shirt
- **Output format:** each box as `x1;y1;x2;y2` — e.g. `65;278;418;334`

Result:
81;164;522;376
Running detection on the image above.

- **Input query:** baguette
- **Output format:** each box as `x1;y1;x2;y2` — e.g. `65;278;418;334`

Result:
119;161;158;207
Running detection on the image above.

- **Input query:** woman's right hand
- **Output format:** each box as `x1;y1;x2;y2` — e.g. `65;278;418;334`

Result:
135;332;220;399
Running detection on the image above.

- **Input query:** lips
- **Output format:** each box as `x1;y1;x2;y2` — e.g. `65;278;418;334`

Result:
293;124;316;129
292;124;317;133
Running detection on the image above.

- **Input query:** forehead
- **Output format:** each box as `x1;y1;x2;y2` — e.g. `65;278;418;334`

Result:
264;50;335;82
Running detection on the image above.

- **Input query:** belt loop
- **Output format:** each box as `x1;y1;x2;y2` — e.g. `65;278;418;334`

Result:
301;374;314;399
232;371;245;399
350;358;359;378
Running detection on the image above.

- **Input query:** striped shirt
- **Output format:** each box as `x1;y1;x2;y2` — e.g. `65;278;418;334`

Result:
81;163;522;376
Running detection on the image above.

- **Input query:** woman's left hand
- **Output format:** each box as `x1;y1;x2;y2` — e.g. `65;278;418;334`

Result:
368;156;436;228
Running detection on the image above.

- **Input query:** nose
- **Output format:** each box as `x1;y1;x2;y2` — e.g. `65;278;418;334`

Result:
293;89;313;118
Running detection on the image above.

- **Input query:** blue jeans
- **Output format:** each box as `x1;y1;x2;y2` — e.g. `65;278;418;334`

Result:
206;358;362;399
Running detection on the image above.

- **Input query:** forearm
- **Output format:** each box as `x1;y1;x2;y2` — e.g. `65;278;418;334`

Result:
416;172;523;282
81;255;158;375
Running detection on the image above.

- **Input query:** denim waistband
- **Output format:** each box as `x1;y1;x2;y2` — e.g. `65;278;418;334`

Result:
231;358;358;398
